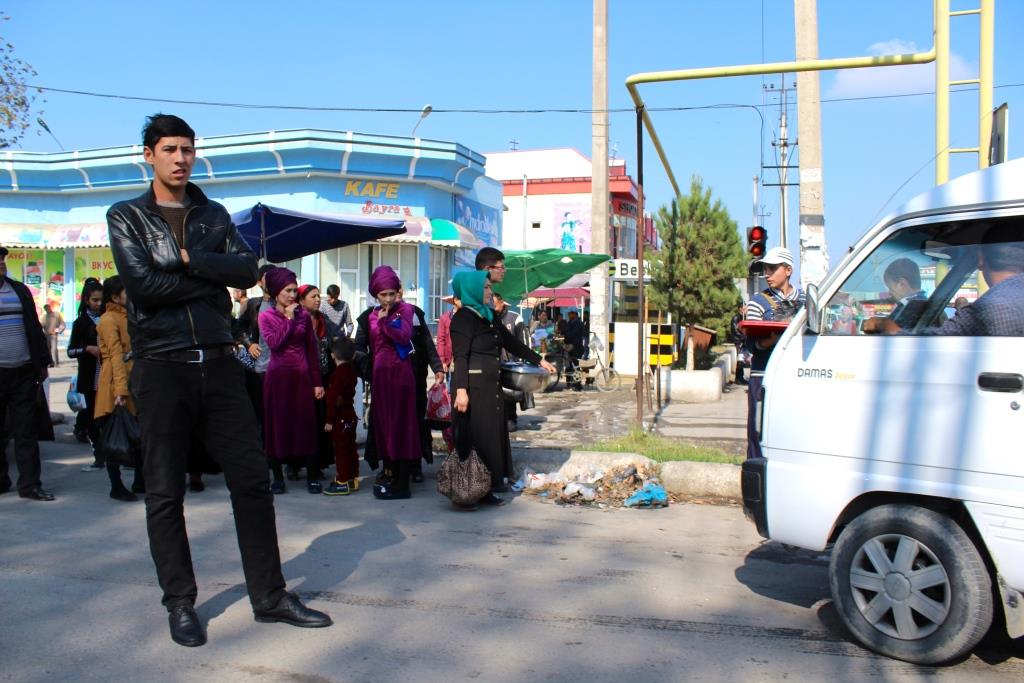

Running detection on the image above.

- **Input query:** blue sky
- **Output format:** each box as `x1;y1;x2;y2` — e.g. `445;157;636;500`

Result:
4;0;1023;269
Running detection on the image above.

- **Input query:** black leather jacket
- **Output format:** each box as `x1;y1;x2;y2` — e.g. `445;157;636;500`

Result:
107;183;258;356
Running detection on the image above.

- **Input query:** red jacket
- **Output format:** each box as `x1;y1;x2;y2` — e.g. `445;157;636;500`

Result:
436;307;455;367
325;362;358;424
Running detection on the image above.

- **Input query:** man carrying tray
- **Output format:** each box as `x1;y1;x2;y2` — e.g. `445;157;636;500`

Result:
743;247;805;459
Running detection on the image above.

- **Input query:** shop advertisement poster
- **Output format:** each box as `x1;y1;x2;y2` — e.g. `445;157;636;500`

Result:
45;250;66;312
552;202;592;254
453;196;501;270
74;248;117;306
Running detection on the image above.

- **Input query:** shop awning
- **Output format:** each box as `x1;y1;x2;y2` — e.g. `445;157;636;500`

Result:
492;248;611;303
231;203;406;262
430;219;483;249
381;216;432;244
0;223;110;249
528;286;590;307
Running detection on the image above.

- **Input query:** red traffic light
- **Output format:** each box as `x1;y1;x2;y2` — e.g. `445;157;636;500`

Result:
746;226;767;258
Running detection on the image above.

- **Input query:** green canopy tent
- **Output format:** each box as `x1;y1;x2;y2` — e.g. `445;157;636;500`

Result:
491;248;611;304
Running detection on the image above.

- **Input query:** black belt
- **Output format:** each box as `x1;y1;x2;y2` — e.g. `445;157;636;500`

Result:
144;345;234;364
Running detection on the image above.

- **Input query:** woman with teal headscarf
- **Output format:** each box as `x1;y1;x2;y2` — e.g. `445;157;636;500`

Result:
449;270;555;508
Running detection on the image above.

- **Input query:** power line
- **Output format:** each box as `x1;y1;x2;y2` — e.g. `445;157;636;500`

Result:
26;82;1024;115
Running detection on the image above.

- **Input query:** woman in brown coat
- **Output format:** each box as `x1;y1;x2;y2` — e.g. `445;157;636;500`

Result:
95;276;144;501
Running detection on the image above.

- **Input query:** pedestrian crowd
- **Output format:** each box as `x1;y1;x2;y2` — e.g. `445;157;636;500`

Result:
0;113;559;648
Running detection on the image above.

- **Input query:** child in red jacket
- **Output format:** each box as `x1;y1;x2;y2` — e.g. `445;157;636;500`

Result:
323;337;359;495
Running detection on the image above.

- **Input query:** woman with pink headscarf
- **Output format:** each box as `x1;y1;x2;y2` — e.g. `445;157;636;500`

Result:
259;267;325;494
366;265;420;499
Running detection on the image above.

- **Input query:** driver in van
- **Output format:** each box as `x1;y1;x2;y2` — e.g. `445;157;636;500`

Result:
743;246;805;459
864;224;1024;337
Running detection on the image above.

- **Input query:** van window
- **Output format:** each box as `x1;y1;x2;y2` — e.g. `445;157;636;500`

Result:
822;217;1022;336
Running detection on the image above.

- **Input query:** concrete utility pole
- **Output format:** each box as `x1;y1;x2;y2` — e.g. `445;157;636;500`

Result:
794;0;829;287
590;0;610;350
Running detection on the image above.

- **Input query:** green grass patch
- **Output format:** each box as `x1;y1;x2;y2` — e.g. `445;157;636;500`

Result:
583;428;742;465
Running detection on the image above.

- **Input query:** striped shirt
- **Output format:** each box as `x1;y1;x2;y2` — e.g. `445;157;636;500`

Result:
0;279;32;368
745;285;805;372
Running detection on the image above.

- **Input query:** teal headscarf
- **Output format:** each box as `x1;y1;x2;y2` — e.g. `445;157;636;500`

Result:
451;270;493;323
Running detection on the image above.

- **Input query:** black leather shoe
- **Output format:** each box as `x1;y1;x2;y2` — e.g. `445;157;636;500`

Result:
19;486;55;501
411;471;425;483
481;493;507;506
254;592;332;628
168;604;206;647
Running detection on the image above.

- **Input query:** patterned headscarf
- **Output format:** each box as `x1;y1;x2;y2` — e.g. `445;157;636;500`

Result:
265;267;297;298
451;270;492;323
369;265;401;298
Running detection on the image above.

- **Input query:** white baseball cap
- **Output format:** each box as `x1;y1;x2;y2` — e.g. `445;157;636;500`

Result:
758;246;794;267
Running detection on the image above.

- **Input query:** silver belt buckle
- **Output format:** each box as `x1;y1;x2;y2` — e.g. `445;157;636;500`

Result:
188;349;204;364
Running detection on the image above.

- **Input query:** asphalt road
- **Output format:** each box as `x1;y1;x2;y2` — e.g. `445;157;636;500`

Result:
2;424;1022;682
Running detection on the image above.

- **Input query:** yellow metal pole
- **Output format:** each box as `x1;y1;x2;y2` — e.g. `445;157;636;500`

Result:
625;0;943;200
935;0;950;184
979;0;995;170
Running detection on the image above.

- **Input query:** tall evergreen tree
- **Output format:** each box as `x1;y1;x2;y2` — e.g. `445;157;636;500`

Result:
648;176;746;369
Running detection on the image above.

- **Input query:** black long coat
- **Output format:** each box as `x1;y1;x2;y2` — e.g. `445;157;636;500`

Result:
450;309;541;487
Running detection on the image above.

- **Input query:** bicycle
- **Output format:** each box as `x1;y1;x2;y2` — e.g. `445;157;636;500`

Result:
543;332;622;392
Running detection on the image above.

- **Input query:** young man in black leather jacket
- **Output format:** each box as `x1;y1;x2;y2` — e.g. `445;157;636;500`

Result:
107;114;331;647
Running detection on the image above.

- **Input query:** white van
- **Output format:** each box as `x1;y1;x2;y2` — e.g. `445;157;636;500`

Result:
742;157;1024;665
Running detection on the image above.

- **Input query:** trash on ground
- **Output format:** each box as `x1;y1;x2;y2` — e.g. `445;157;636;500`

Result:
521;462;669;509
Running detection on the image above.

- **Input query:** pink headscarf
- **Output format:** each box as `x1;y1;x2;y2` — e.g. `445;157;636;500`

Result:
368;265;401;298
265;267;297;298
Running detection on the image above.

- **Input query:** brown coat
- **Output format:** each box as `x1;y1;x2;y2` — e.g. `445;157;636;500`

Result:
95;302;134;419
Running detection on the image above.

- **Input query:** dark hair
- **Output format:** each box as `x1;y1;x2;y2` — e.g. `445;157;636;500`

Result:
331;336;355;362
78;279;105;316
982;223;1024;273
883;257;921;289
475;247;505;270
258;263;278;279
325;284;341;298
101;275;125;305
142;114;195;150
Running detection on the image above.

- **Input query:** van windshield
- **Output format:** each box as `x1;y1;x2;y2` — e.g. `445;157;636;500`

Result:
822;216;1023;336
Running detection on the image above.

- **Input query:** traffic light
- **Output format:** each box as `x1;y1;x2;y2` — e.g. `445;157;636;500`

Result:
746;226;767;259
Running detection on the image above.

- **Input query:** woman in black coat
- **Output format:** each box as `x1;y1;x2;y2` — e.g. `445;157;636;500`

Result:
450;271;555;506
67;278;104;469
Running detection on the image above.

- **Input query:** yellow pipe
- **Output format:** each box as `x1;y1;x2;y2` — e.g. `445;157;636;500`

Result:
626;0;946;198
979;0;995;169
936;0;951;184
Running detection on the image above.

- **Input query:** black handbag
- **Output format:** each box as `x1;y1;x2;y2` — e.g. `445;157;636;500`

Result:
100;405;142;467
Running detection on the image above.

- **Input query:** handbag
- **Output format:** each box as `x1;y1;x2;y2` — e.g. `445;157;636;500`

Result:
436;411;491;505
425;381;451;423
99;405;142;468
67;376;87;412
234;344;256;371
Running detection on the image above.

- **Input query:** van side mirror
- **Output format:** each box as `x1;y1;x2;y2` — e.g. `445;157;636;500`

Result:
805;284;821;335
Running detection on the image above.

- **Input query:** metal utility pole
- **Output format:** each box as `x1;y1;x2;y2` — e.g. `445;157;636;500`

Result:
590;0;611;354
635;106;646;426
794;0;829;287
766;79;797;251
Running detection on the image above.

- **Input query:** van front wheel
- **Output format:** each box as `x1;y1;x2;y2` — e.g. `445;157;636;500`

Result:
829;504;992;665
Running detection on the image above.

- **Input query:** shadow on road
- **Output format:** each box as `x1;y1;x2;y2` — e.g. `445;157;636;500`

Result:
197;517;405;621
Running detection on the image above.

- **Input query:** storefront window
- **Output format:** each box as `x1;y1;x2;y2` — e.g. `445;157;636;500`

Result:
428;246;452;321
354;243;419;312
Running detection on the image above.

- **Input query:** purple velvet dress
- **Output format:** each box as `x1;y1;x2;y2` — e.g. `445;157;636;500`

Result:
370;301;419;462
259;306;322;460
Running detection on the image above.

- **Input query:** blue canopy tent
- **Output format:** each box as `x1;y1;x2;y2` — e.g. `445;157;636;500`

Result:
231;202;407;262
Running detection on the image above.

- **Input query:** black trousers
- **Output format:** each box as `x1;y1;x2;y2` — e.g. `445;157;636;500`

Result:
131;355;286;611
0;364;44;493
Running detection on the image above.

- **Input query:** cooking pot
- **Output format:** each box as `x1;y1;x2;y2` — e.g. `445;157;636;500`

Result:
500;361;550;394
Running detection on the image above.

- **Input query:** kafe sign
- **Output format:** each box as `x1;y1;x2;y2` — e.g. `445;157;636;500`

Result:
609;258;651;282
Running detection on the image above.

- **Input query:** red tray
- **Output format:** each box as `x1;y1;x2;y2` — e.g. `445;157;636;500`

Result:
738;320;791;337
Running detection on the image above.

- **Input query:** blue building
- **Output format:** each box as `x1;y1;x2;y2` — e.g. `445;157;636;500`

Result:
0;128;502;323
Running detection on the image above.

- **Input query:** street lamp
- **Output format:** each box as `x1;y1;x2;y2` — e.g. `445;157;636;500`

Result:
411;105;432;137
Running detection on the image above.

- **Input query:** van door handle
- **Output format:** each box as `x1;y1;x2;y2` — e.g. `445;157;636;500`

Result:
977;372;1024;392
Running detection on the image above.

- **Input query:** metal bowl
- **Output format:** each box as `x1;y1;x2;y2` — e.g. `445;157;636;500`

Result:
500;361;550;393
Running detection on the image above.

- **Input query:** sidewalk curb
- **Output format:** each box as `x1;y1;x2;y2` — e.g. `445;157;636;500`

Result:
511;448;741;503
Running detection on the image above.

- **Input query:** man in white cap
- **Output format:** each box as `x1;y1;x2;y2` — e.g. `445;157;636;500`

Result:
743;246;805;459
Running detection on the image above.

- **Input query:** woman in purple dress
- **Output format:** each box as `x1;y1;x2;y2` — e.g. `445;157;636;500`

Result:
367;265;419;500
259;267;325;494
